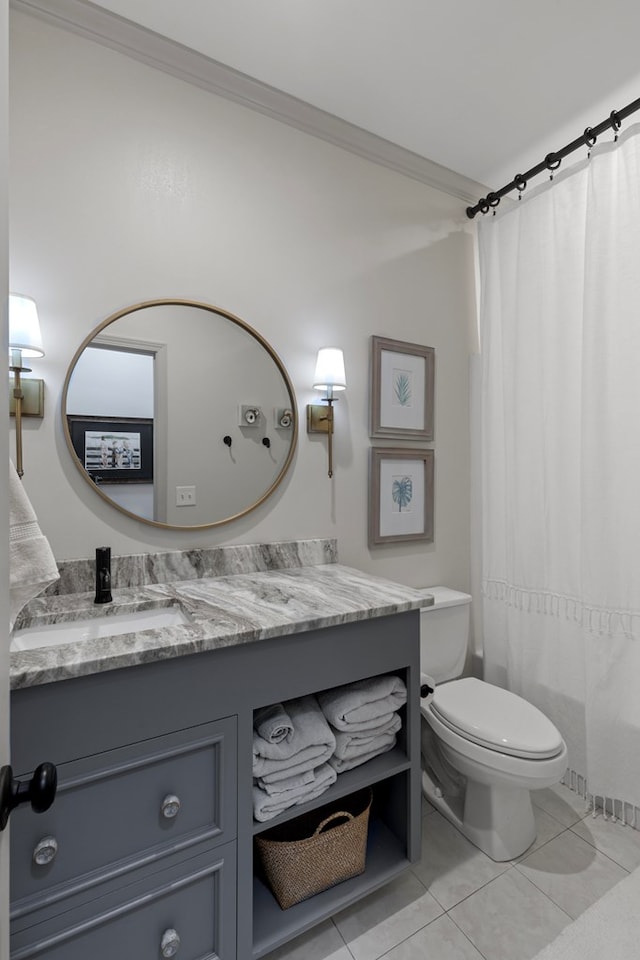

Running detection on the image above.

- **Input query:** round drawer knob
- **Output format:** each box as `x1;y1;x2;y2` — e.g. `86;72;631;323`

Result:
33;836;58;866
160;928;181;957
161;794;181;819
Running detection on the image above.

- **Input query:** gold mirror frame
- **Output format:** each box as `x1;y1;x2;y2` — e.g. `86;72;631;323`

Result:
61;299;298;530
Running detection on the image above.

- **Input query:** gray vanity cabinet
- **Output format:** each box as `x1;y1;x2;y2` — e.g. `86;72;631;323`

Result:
10;841;237;960
10;611;421;960
10;718;237;960
11;718;236;910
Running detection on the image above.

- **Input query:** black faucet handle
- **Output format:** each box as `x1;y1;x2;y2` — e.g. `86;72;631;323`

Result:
94;546;113;604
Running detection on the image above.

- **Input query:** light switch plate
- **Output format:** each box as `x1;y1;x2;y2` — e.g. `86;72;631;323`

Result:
176;485;196;506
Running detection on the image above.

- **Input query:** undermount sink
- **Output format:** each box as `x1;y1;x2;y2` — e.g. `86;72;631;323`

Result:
11;606;192;652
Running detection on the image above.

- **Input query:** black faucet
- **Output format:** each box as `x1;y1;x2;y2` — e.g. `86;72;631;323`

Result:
94;547;113;604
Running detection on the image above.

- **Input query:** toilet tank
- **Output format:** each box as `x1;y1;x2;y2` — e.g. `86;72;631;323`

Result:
418;586;472;684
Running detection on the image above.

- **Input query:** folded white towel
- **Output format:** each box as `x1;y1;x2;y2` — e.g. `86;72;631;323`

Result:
253;762;337;822
254;702;294;744
252;695;336;779
317;675;407;732
329;737;397;773
9;460;59;631
257;751;334;784
256;768;315;796
333;713;401;761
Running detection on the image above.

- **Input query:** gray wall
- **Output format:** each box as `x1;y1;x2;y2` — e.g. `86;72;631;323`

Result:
9;12;475;593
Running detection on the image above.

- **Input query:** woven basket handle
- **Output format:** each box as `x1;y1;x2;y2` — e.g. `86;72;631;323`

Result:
313;811;355;836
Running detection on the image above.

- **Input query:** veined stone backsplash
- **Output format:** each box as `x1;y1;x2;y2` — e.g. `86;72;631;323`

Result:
48;539;338;595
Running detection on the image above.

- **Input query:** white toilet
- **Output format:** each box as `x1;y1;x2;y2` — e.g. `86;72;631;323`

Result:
419;587;567;861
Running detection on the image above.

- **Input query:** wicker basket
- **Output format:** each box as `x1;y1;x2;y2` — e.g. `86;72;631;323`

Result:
255;788;372;910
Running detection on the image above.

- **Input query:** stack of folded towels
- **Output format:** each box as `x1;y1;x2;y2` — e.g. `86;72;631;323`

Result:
252;695;337;822
317;674;407;773
252;675;408;821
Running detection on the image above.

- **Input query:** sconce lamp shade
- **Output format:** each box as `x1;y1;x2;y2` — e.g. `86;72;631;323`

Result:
9;294;44;358
313;348;346;393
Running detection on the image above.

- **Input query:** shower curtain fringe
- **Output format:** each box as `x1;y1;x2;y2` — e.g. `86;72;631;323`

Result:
561;768;639;829
483;580;640;639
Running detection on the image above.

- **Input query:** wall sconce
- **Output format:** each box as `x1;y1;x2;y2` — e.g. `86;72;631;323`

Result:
9;294;45;479
306;347;346;478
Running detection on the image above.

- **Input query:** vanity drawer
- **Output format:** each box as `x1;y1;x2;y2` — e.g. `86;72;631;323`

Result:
11;717;236;913
10;840;236;960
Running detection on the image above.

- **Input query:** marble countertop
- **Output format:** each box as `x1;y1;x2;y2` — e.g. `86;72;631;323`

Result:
10;564;432;690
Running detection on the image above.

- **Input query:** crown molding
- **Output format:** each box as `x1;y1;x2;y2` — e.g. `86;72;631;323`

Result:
12;0;487;206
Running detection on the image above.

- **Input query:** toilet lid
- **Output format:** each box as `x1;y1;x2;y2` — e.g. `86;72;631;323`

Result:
430;678;563;759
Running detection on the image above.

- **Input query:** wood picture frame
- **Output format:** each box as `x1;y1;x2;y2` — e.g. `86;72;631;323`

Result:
370;335;434;440
369;446;434;546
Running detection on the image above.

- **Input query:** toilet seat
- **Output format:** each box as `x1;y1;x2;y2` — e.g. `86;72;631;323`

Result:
430;678;564;760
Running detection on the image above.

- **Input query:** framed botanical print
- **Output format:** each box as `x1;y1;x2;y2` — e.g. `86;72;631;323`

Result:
370;336;434;440
369;447;434;546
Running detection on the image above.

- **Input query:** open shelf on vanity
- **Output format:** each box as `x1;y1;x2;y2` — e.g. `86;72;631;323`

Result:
251;746;410;835
252;749;413;958
252;813;410;959
249;653;420;960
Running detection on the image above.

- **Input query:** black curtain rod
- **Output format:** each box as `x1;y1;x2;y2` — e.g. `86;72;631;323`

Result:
466;96;640;219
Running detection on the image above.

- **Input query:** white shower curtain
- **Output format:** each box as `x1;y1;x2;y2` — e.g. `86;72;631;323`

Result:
478;123;640;823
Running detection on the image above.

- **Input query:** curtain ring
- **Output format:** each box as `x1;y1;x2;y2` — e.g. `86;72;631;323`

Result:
610;109;622;141
514;174;527;197
479;198;490;215
545;152;561;179
583;127;597;158
486;192;500;209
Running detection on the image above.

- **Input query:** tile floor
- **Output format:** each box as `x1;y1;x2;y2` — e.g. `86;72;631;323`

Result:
264;783;640;960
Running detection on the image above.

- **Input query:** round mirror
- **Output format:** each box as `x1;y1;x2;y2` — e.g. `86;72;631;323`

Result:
62;299;298;529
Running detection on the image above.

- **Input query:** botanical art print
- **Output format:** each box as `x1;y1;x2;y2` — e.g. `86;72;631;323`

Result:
393;369;413;408
369;447;434;546
391;474;413;512
370;336;434;440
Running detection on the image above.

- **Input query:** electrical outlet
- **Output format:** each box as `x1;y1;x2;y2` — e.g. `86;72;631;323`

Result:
176;485;196;506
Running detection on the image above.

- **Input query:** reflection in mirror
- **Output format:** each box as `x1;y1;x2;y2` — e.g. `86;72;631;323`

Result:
62;300;297;529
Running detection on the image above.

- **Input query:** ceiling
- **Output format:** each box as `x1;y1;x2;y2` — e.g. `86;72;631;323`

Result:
18;0;640;195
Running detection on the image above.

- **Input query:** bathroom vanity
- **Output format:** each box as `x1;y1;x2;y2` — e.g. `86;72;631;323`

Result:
8;541;425;960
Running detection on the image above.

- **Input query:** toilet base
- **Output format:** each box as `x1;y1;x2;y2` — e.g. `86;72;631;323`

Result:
422;768;536;861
